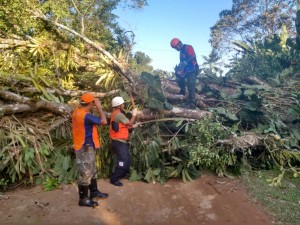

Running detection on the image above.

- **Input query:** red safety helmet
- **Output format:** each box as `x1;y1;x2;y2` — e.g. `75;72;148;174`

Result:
81;93;95;103
170;38;181;48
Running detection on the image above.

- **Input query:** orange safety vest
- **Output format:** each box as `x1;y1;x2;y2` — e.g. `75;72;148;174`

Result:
72;108;100;150
109;109;129;140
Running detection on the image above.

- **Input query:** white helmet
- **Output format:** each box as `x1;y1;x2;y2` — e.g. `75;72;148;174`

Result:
111;96;125;107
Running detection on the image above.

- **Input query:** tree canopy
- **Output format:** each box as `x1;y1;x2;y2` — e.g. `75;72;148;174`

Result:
210;0;296;56
0;0;148;93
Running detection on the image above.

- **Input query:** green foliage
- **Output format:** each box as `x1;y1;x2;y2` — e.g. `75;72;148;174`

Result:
242;169;300;225
210;0;296;56
129;51;153;74
0;0;149;95
1;0;299;195
129;119;199;184
95;50;129;91
49;148;77;184
139;72;167;109
201;48;225;77
0;116;53;184
264;138;300;186
186;116;237;176
0;178;9;191
228;26;299;83
0;115;77;187
42;177;60;191
95;126;113;178
213;107;238;122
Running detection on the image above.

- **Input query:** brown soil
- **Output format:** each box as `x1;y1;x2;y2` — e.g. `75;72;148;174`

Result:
0;174;275;225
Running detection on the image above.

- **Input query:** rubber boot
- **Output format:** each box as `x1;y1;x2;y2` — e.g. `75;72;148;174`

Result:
89;179;108;199
78;185;98;207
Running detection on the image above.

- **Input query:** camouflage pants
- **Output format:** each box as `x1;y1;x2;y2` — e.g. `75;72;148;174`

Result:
75;145;97;186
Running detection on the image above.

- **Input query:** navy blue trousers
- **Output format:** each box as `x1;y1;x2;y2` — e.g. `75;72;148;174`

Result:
110;140;131;182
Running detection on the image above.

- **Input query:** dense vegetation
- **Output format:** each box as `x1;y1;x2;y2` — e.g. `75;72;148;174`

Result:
0;0;299;192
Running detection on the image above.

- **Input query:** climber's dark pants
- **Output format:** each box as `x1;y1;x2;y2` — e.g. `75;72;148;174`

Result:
176;69;198;103
110;140;131;183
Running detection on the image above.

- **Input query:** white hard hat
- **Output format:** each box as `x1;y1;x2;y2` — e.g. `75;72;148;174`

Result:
111;96;125;107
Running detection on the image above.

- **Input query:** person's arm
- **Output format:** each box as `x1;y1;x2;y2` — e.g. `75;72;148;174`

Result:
181;45;196;65
125;108;138;128
94;98;107;125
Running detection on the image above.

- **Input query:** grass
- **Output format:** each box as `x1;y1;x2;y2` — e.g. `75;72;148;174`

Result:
241;168;300;225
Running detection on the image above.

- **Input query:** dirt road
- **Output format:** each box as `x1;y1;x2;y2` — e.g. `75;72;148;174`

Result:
0;174;274;225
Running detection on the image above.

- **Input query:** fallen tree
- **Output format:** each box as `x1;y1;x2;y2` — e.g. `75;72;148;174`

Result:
0;1;299;189
0;90;212;120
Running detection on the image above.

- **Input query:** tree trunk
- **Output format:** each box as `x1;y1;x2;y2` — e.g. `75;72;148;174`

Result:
296;0;300;49
0;90;211;120
18;88;120;98
136;107;211;121
0;90;72;116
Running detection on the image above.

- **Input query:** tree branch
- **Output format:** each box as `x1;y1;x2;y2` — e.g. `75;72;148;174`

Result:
18;88;120;98
137;107;212;121
0;90;72;116
31;9;133;83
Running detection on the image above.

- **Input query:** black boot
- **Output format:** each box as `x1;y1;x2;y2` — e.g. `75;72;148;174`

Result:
89;179;108;199
78;185;98;207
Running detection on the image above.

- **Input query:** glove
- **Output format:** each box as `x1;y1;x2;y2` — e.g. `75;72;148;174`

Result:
132;108;138;116
180;61;188;67
133;122;142;128
175;64;185;76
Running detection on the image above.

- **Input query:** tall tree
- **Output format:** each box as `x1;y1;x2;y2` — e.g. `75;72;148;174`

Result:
210;0;296;56
296;0;300;48
129;51;153;74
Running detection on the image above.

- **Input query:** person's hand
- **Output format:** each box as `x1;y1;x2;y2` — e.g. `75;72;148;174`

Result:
178;62;187;68
133;122;142;128
175;64;185;76
94;98;102;108
181;61;188;66
132;108;138;116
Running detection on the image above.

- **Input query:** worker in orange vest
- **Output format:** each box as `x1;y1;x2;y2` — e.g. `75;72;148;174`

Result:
72;93;108;207
109;96;139;186
170;38;199;109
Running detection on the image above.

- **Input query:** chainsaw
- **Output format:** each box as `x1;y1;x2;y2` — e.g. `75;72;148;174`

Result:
174;63;186;76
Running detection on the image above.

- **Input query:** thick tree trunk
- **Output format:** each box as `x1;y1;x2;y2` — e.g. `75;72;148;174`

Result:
136;107;211;121
0;90;211;120
296;1;300;49
162;79;216;108
18;88;119;98
0;104;32;115
0;90;72;116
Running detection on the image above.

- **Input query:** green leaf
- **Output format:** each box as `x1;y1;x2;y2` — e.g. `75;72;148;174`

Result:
226;112;238;121
184;123;189;132
175;119;184;127
244;89;256;96
144;168;152;183
16;135;27;148
62;156;70;171
182;169;187;183
184;169;194;182
153;168;161;176
215;107;226;115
